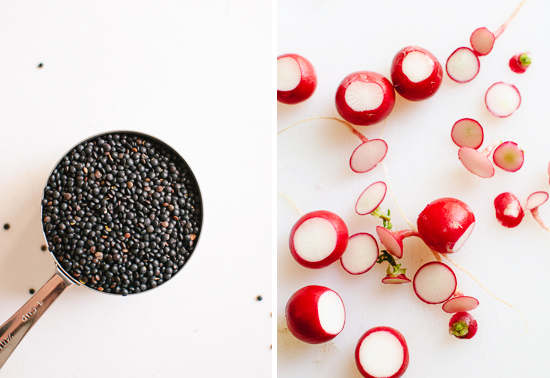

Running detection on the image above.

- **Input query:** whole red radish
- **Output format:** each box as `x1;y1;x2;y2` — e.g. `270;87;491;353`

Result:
335;71;395;126
449;311;478;339
285;285;346;344
509;52;531;74
277;53;317;105
417;198;475;254
289;210;348;269
494;192;524;228
355;326;409;378
390;46;443;101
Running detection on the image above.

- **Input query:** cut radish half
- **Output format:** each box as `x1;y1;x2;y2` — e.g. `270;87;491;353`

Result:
446;47;480;83
335;71;396;126
458;147;495;178
451;118;484;149
485;82;521;118
510;52;531;74
340;233;379;275
376;226;418;259
442;295;480;313
470;27;495;56
277;54;317;105
289;210;349;269
413;261;457;304
355;327;409;378
350;139;388;173
285;285;346;344
493;141;524;172
526;191;549;211
356;181;387;215
494;192;524;228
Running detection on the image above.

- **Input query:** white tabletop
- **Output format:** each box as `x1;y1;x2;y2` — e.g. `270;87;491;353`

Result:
0;1;272;377
278;0;550;377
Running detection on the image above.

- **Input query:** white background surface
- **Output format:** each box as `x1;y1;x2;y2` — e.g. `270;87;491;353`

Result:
0;1;272;377
278;0;550;377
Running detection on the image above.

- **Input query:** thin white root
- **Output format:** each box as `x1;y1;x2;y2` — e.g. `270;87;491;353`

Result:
382;161;416;231
277;190;303;216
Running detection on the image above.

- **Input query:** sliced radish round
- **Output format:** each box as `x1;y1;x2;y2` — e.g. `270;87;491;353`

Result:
340;233;379;275
446;47;480;83
376;226;418;259
356;181;387;215
349;139;388;173
335;71;396;126
493;141;524;172
451;118;484;149
442;295;480;313
289;210;348;269
390;46;443;101
494;192;524;228
470;27;495;56
413;261;457;304
509;52;531;74
458;147;495;178
449;311;478;339
417;198;476;254
285;285;346;344
355;327;409;378
526;191;549;211
381;275;411;284
485;82;521;118
277;53;317;105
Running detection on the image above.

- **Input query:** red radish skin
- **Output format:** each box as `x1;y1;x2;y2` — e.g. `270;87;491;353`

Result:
509;53;531;73
442;293;480;313
493;141;524;172
494;192;524;228
277;54;317;105
449;311;478;339
335;71;396;126
376;226;419;259
289;210;349;269
356;181;387;215
413;261;457;304
417;198;476;254
446;47;480;83
470;27;495;56
355;327;409;378
285;285;346;344
340;233;379;275
390;46;443;101
485;82;521;118
381;274;411;284
458;142;498;178
526;191;550;232
451;118;484;149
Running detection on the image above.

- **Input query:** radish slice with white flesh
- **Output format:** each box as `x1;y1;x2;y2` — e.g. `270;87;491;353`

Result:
413;261;457;304
376;226;419;259
485;82;521;118
442;295;480;313
277;53;317;105
458;146;495;178
446;47;480;83
494;192;524;228
493;141;524;172
289;210;349;269
335;71;396;126
285;285;346;344
451;118;484;149
355;326;409;378
350;139;388;173
470;27;495;56
340;233;379;275
381;275;411;285
526;191;550;232
356;181;387;215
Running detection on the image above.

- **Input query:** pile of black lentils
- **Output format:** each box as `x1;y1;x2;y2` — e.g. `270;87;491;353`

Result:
42;132;202;296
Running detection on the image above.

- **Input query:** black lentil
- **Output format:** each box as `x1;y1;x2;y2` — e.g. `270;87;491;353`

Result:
42;133;202;295
37;63;43;68
29;288;35;294
256;295;263;301
3;224;9;230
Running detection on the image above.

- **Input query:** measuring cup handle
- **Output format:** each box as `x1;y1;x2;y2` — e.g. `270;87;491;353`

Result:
0;269;74;369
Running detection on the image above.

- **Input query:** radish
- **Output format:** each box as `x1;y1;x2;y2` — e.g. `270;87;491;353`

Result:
493;141;524;172
446;47;480;83
413;261;457;304
509;52;532;74
355;326;409;378
355;181;387;215
377;250;411;284
442;291;480;313
285;285;346;344
470;0;527;56
390;45;443;101
449;311;478;339
289;210;349;269
485;82;521;118
451;118;484;149
494;192;524;228
350;139;389;173
417;197;476;254
376;226;419;259
458;142;498;178
340;233;379;275
277;53;317;105
526;191;550;232
335;71;396;126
